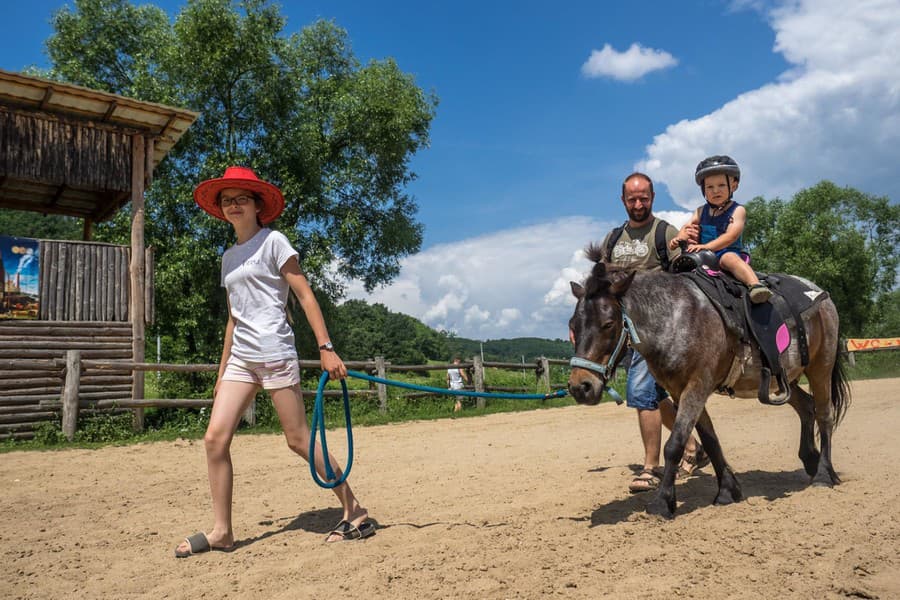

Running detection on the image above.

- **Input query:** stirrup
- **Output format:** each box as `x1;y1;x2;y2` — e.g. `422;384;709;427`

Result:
757;368;791;406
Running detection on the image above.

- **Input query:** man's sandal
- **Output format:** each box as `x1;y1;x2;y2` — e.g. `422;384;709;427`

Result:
628;468;662;493
678;444;711;479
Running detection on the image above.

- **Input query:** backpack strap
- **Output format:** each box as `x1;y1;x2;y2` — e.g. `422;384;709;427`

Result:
605;222;627;261
653;219;671;272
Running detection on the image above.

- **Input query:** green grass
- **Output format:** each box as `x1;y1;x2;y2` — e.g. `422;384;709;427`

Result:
844;350;900;380
1;363;630;452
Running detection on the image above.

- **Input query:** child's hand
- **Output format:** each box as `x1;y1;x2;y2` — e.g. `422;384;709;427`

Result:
686;243;707;253
683;223;700;244
669;237;682;250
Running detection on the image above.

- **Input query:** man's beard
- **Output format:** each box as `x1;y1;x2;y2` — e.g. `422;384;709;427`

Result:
627;206;650;222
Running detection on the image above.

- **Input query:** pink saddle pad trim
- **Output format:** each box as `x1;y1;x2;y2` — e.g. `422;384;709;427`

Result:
776;324;790;353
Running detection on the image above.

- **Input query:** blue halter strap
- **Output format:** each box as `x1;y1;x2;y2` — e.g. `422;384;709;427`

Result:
568;312;640;405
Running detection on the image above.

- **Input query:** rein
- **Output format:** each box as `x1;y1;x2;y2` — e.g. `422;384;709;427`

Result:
568;312;640;405
309;369;570;488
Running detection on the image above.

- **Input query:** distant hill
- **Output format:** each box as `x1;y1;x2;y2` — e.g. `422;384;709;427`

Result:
444;336;572;362
331;299;571;364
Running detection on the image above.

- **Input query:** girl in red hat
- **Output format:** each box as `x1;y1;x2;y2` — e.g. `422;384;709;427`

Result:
175;166;373;557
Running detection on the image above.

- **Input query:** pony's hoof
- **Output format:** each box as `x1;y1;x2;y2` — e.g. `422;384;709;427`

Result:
812;468;840;487
811;474;839;487
646;498;675;520
713;488;742;505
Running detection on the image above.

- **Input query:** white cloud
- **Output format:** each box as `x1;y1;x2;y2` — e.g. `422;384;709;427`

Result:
638;0;900;208
581;43;678;81
653;210;694;229
342;217;605;340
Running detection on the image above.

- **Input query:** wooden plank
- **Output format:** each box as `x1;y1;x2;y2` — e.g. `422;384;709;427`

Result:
0;322;132;336
0;412;57;424
0;340;131;350
45;241;57;319
118;247;128;321
74;243;85;319
0;359;64;370
81;360;217;372
0;379;62;392
55;243;68;320
66;242;77;318
107;246;116;321
0;349;133;359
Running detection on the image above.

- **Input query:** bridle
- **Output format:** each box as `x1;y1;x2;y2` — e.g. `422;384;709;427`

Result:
569;311;641;404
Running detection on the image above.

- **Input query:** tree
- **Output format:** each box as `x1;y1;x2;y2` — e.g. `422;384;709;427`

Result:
743;181;899;335
43;0;437;384
0;211;82;240
328;299;449;363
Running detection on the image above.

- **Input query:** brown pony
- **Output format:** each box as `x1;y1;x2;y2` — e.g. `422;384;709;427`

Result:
567;244;850;519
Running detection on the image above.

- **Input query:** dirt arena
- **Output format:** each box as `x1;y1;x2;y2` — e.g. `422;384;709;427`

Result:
2;378;898;599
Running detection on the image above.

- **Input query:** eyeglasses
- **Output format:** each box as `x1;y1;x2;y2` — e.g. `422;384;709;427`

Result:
624;196;651;206
220;195;254;207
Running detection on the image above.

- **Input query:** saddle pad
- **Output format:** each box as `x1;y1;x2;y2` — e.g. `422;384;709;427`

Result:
681;270;829;343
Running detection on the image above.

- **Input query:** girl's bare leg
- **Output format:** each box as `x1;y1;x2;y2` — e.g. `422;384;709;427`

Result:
175;380;257;554
270;385;368;541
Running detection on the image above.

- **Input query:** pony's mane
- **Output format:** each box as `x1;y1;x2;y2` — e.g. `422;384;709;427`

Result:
582;243;632;299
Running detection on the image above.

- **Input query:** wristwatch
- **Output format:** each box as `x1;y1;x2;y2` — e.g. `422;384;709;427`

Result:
318;341;334;352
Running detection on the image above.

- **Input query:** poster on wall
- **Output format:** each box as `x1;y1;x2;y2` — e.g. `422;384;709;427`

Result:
0;235;40;319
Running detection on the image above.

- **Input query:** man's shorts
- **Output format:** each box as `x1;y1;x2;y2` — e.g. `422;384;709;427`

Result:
625;350;668;410
221;356;301;390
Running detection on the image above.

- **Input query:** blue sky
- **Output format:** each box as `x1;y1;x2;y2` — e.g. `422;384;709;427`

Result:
2;1;898;340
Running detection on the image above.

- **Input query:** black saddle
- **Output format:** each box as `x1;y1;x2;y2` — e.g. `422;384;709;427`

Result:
673;253;826;405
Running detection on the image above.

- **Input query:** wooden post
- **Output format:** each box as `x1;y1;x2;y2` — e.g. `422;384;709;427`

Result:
473;354;485;409
539;356;551;393
82;218;93;241
130;134;146;431
375;356;387;413
61;350;81;441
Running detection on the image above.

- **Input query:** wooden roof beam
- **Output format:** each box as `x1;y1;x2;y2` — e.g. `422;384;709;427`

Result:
39;86;54;110
49;183;67;208
102;100;118;122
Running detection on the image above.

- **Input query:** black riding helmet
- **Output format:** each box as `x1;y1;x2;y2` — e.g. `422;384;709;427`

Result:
695;155;740;201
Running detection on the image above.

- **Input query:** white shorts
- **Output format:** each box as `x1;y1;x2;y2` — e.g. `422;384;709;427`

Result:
221;356;301;390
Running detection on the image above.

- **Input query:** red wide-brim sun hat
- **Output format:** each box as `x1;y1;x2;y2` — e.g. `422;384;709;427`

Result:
193;166;285;225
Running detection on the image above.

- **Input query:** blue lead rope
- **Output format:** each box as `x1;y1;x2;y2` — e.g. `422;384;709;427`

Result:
309;371;354;489
308;369;569;488
346;369;569;401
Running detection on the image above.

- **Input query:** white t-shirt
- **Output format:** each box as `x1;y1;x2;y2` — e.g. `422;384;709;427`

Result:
221;228;298;362
447;368;465;390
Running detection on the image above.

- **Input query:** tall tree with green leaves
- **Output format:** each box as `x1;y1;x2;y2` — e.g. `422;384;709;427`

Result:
743;181;899;335
43;0;437;380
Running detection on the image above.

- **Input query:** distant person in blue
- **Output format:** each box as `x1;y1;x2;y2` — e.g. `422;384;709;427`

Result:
671;155;772;303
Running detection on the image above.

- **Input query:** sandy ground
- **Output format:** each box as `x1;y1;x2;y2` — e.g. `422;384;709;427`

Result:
1;378;898;600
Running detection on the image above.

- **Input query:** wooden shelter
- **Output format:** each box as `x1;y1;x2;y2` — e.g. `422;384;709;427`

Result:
0;69;198;440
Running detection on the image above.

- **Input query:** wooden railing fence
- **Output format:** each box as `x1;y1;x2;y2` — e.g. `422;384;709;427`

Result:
57;352;570;441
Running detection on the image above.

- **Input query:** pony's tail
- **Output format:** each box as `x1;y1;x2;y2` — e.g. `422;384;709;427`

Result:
831;337;851;428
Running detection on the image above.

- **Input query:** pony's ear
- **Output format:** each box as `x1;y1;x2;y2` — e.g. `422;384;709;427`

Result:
570;281;585;299
610;271;636;298
590;260;607;281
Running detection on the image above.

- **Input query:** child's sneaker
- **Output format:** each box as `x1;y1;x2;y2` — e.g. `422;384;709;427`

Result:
749;283;773;304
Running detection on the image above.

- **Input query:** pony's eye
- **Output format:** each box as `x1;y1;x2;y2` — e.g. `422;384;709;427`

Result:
601;321;615;330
